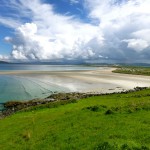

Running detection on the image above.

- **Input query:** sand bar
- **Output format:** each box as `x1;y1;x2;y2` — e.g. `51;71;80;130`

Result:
0;67;150;94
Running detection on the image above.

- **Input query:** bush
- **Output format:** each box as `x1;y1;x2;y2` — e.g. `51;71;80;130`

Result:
95;142;116;150
121;144;131;150
85;106;100;112
105;109;114;115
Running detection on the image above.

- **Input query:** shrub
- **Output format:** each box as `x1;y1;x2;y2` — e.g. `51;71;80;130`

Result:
85;106;100;112
121;144;131;150
105;109;114;115
95;142;117;150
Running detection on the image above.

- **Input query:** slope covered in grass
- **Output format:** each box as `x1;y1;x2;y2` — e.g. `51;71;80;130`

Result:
0;89;150;150
113;66;150;76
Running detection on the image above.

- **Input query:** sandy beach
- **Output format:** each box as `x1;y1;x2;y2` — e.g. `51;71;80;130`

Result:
1;67;150;94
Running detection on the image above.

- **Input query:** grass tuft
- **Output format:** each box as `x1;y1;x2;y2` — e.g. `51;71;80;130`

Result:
22;130;31;141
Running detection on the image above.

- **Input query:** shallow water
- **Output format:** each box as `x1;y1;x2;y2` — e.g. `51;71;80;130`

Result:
0;65;99;104
0;75;70;103
0;64;97;71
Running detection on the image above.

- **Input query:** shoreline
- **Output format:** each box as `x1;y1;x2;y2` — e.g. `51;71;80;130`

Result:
1;67;150;102
0;86;148;119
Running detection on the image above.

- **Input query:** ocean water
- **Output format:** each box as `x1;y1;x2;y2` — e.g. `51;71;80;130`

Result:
0;64;97;71
0;75;69;103
0;65;98;106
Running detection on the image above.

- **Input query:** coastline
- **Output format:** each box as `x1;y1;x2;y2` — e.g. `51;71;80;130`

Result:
1;67;150;93
0;66;150;103
0;86;147;119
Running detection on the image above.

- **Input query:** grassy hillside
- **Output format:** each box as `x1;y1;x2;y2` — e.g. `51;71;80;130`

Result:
0;89;150;150
113;66;150;76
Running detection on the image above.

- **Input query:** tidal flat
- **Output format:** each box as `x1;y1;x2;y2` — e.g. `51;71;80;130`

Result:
1;66;150;103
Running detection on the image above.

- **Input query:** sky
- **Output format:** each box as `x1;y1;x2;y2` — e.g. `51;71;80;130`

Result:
0;0;150;63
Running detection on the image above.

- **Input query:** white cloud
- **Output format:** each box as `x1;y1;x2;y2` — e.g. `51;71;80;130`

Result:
132;29;150;42
1;0;150;63
0;54;9;61
83;0;150;61
4;36;13;42
3;0;104;61
70;0;79;5
0;16;21;29
0;55;3;60
7;21;103;60
123;39;149;52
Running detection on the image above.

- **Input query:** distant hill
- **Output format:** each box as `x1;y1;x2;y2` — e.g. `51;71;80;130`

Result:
115;63;150;67
0;60;150;67
0;61;9;64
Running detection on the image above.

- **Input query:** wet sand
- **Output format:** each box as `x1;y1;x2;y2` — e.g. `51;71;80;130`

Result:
1;67;150;94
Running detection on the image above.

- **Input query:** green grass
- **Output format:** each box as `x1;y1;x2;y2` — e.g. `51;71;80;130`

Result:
113;66;150;76
0;89;150;150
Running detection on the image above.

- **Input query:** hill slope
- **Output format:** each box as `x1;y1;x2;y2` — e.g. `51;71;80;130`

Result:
0;89;150;150
0;61;9;64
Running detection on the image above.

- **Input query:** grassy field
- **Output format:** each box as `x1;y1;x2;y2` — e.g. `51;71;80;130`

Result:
112;66;150;76
0;89;150;150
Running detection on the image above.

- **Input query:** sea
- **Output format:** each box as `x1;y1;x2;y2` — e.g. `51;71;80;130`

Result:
0;64;98;110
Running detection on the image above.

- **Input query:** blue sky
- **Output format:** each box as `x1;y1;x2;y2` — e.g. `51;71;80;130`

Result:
0;26;12;55
0;0;150;63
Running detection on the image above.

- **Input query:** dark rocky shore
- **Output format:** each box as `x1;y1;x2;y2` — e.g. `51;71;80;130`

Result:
0;87;147;119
